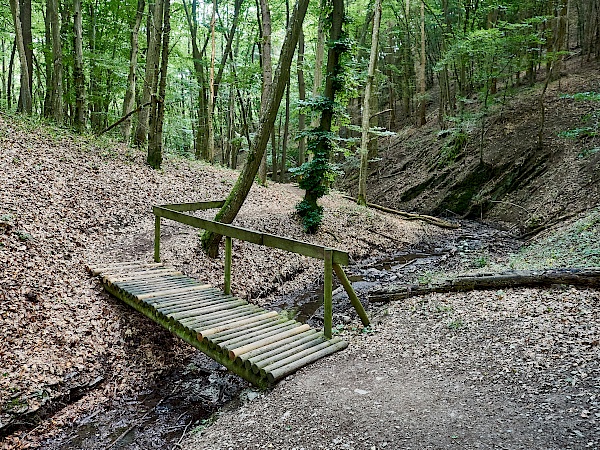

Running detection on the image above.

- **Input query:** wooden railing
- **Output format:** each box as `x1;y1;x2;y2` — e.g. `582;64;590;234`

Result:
153;201;369;338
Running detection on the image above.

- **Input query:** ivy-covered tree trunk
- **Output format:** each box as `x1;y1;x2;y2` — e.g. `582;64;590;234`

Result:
201;0;310;257
296;0;346;232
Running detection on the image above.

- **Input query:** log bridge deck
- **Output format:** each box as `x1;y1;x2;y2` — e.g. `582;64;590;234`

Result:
90;200;370;389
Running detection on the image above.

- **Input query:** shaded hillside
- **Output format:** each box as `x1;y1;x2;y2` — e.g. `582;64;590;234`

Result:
343;61;600;232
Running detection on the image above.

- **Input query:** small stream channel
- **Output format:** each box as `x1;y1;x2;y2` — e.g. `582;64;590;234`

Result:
42;220;520;449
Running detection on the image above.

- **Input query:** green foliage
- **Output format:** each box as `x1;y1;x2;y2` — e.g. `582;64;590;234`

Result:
560;92;600;102
558;109;599;140
295;199;324;233
438;129;468;166
509;208;600;269
447;319;465;330
577;147;600;159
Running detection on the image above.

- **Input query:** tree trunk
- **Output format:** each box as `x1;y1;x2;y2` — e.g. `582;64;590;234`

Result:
147;0;170;169
135;0;163;147
312;0;326;114
1;39;5;106
416;0;426;126
207;0;217;163
297;29;306;165
17;0;32;112
212;0;243;104
48;0;63;124
297;0;345;232
122;0;144;141
8;39;16;110
43;3;52;117
370;268;600;302
357;0;382;206
280;82;290;179
201;0;310;257
182;0;210;160
73;0;86;131
257;0;273;185
9;0;32;114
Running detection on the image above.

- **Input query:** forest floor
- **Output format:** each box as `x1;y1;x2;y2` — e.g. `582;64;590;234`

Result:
1;77;599;450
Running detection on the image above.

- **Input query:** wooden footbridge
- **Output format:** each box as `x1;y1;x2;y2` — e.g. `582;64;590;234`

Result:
89;200;369;389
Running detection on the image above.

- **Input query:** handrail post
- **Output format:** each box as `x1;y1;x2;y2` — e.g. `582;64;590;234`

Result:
154;215;161;263
333;263;370;326
324;248;333;339
224;236;232;295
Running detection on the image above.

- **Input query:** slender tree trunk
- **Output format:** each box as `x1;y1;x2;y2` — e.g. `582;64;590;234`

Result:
8;39;16;110
122;0;144;141
416;0;426;126
297;30;306;165
148;0;170;169
357;0;382;206
258;0;273;184
17;0;33;112
73;0;86;130
207;0;216;163
212;0;243;104
1;39;5;106
48;0;63;124
182;0;210;160
135;0;163;147
201;0;310;256
271;123;278;179
9;0;32;114
280;82;290;179
311;0;326;128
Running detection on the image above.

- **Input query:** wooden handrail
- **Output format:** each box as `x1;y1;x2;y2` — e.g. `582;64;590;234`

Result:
152;200;369;337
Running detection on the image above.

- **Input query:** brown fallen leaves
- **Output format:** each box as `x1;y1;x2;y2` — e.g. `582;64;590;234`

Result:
0;115;427;448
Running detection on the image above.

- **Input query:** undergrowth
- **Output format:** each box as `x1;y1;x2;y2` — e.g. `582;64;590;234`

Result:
509;208;600;269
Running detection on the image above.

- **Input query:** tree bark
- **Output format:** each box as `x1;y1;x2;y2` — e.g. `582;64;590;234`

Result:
17;0;32;112
370;268;600;302
201;0;310;257
9;0;32;114
122;0;145;142
182;0;210;160
311;0;326;128
280;82;290;179
416;0;426;126
148;0;170;169
48;0;63;124
257;0;273;185
207;0;217;163
135;0;163;147
357;0;382;206
8;39;16;110
73;0;86;131
297;29;306;165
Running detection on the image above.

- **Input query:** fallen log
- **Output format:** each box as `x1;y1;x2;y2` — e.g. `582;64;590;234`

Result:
369;267;600;302
340;195;459;229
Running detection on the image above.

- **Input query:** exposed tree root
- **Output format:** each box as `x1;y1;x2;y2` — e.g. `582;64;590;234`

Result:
369;267;600;302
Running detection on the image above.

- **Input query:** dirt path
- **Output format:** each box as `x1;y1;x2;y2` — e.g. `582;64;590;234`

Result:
183;286;600;450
